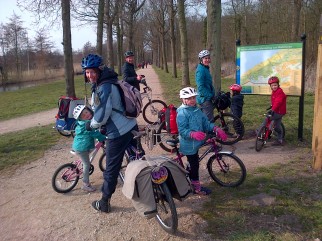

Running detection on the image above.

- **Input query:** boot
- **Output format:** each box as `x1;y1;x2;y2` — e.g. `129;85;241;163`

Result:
191;180;212;195
92;197;111;213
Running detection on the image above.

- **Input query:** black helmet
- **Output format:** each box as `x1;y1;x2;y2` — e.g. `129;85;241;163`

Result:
124;51;134;57
81;54;103;70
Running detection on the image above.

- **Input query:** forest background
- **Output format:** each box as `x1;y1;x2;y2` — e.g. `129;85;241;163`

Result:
0;0;321;95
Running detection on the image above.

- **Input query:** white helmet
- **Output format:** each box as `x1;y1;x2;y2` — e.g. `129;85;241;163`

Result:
180;87;198;98
198;49;210;59
73;105;86;119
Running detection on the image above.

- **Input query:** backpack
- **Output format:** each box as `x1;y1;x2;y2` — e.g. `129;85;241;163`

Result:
113;80;143;118
159;104;178;134
213;91;231;110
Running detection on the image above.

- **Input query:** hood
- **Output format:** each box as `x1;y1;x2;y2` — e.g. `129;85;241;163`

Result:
97;66;119;85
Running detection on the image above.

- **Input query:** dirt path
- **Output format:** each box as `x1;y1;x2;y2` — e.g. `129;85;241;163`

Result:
0;65;306;241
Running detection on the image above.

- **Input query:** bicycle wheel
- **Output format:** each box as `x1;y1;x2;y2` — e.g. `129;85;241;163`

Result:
255;126;267;152
213;113;244;145
52;163;80;193
142;99;167;124
154;182;178;234
98;151;129;183
156;121;178;153
207;152;246;187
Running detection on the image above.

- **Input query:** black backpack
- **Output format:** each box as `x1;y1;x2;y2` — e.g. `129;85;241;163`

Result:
213;91;231;110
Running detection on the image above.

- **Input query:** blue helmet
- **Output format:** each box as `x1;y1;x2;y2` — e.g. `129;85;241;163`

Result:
81;54;103;70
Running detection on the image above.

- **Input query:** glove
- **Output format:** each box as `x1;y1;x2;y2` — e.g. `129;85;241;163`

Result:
85;121;93;131
190;131;206;141
140;78;147;86
267;110;274;116
213;126;227;141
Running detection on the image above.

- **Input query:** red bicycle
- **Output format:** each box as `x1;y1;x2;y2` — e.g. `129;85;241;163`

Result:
255;109;285;152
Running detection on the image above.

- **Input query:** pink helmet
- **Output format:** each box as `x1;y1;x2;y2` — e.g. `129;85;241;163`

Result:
229;84;242;92
268;76;280;85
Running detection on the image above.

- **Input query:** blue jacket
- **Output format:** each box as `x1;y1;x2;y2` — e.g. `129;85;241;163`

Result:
90;66;137;139
72;120;106;152
176;104;215;155
195;63;215;105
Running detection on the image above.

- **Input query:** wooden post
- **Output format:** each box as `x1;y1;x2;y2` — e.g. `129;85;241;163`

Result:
312;14;322;170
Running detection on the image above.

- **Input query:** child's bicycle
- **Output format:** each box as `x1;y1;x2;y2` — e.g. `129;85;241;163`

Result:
51;130;145;193
165;132;247;187
255;108;285;152
140;77;167;124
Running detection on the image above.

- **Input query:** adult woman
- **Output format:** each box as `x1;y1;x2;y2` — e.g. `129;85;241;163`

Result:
195;50;216;122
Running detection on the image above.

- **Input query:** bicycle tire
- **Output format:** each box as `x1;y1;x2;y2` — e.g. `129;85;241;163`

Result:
154;182;178;234
57;129;72;137
207;152;246;187
213;113;244;145
56;121;77;137
255;126;267;152
98;151;129;183
142;99;167;124
52;163;79;193
156;121;178;153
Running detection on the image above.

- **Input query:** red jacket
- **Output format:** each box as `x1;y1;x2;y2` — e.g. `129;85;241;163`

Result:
271;87;287;115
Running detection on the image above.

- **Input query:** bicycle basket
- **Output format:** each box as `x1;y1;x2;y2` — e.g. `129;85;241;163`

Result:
213;91;231;110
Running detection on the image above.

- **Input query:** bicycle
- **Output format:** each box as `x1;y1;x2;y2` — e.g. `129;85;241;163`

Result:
52;141;105;193
51;130;143;193
255;109;285;152
164;132;247;187
140;78;167;124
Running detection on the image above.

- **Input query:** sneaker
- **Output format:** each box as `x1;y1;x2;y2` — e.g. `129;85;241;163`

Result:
92;199;111;213
81;183;96;192
191;180;212;196
272;140;284;146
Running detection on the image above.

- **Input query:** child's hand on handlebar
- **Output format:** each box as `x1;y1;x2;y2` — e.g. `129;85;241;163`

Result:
213;126;227;141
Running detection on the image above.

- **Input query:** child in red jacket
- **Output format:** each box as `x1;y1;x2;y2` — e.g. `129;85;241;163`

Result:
268;76;287;146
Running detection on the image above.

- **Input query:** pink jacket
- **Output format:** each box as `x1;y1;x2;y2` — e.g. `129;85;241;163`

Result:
271;87;287;115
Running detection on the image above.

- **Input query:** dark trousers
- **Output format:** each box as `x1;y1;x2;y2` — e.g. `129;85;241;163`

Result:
200;100;214;122
102;130;133;199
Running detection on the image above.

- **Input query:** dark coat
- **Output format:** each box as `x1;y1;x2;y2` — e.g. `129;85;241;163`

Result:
122;62;140;91
230;94;244;119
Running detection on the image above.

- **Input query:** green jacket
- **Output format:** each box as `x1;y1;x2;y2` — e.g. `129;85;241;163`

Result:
72;119;106;152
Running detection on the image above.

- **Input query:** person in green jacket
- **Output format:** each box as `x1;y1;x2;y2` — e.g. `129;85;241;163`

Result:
72;105;106;192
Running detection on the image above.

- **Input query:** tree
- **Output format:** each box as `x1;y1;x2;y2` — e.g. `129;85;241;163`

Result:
177;0;190;86
168;0;177;78
207;0;221;92
61;0;75;97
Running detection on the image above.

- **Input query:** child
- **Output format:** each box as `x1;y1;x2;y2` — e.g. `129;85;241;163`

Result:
176;87;227;195
72;105;106;192
267;76;287;146
229;84;244;119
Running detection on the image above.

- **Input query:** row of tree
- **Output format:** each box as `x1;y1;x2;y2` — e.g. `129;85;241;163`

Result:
0;0;321;95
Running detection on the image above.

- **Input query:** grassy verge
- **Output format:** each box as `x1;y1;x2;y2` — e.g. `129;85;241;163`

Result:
0;75;88;121
0;125;60;171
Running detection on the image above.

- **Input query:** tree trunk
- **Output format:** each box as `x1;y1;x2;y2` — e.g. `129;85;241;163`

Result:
177;0;190;86
61;0;75;97
105;0;114;68
96;0;105;55
291;0;302;42
169;0;177;78
207;0;221;92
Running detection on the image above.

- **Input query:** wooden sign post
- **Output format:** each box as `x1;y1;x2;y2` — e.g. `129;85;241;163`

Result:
312;14;322;170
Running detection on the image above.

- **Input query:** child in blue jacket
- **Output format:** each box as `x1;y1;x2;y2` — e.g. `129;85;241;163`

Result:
176;87;227;195
72;105;106;192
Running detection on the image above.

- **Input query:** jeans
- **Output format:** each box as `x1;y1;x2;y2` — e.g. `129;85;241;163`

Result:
101;129;134;199
76;150;91;184
200;100;215;122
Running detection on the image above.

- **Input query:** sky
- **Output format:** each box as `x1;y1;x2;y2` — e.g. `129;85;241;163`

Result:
0;0;97;52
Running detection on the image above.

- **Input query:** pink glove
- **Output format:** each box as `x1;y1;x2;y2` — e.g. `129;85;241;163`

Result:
190;131;206;141
213;127;227;141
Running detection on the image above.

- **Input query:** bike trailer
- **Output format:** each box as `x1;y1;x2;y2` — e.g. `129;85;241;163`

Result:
55;96;84;131
122;156;192;219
